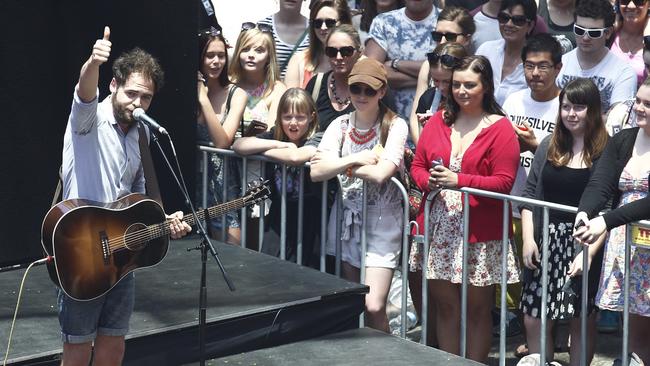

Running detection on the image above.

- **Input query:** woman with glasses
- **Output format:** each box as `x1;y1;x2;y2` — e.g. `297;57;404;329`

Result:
574;76;650;364
520;78;608;364
351;0;404;45
476;0;537;106
537;0;577;53
305;24;363;131
410;55;520;362
411;7;474;144
285;0;352;88
611;0;649;86
310;58;408;332
197;27;248;244
258;0;311;79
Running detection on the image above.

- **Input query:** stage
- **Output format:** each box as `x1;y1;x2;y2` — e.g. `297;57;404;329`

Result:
0;237;367;365
202;327;483;366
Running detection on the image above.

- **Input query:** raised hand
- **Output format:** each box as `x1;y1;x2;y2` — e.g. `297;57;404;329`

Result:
91;26;112;66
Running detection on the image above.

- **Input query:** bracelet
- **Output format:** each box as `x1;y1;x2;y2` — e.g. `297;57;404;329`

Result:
346;166;353;177
390;59;399;71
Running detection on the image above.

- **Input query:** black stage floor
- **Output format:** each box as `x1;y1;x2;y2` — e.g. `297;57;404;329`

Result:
0;237;367;365
202;328;483;366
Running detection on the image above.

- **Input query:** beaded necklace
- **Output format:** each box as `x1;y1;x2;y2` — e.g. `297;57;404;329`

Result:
329;75;350;106
349;113;378;145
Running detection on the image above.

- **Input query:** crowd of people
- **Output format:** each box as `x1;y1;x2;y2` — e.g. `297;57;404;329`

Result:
57;0;650;364
195;0;650;364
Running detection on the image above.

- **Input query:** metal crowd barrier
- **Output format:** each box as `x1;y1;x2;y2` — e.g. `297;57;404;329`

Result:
420;186;650;366
199;145;650;365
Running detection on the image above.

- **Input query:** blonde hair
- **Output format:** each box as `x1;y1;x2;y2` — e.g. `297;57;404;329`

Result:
229;28;280;98
274;88;320;142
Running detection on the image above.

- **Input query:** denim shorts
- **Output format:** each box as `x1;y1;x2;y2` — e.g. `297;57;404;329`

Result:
57;273;135;344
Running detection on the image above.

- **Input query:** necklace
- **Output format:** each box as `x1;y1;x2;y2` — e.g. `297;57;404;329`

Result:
349;114;378;145
329;75;350;106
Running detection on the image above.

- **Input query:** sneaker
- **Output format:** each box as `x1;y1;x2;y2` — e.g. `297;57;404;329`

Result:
517;354;563;366
612;352;644;366
597;310;620;333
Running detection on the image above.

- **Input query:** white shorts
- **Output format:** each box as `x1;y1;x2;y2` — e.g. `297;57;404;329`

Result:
327;202;403;269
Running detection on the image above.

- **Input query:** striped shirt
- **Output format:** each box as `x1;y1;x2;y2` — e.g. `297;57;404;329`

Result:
258;15;310;79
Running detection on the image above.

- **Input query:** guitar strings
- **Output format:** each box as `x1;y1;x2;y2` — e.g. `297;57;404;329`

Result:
105;198;247;252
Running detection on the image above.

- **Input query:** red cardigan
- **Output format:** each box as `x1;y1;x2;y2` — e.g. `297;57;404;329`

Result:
411;111;519;243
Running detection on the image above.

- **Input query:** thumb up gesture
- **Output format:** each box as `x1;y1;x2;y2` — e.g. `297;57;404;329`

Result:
91;26;112;66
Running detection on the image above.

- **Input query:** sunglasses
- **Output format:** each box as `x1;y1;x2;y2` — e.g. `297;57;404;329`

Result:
241;22;273;34
325;46;356;58
644;35;650;49
311;18;338;29
427;52;461;68
349;84;379;97
496;12;530;27
620;0;648;6
573;24;607;39
431;31;464;43
199;26;222;37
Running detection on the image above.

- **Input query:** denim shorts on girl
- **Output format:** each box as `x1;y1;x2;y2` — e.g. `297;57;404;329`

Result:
57;273;135;344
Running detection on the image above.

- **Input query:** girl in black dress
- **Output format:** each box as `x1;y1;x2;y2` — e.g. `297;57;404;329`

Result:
519;78;608;364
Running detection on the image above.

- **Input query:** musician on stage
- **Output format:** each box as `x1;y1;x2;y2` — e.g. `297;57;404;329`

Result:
59;26;191;366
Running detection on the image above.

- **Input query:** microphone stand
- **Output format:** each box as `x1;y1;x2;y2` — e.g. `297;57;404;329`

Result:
146;125;235;366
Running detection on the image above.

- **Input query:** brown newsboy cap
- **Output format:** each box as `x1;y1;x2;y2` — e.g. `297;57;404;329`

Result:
348;58;387;90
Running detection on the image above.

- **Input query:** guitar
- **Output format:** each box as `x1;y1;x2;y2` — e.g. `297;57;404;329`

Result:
41;181;270;301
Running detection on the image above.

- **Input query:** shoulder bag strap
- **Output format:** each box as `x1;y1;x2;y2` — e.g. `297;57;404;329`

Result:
137;123;163;208
280;28;309;72
311;72;324;102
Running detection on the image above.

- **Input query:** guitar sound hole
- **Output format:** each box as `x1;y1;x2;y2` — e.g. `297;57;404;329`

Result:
124;223;149;251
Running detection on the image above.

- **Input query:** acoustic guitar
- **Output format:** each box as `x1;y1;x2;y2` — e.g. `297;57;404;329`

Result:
41;182;270;301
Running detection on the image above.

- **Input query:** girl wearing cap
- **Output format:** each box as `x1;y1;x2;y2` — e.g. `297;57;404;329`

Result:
311;58;408;332
410;55;520;362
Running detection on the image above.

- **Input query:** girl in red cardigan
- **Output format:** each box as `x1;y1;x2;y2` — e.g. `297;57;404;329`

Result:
409;55;520;362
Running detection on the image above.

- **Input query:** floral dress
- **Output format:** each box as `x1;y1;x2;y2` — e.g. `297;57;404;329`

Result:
596;167;650;316
409;155;520;286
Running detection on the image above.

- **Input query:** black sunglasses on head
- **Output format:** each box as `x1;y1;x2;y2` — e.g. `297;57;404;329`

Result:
241;22;273;34
325;46;356;58
427;52;461;68
497;12;530;27
349;83;378;97
311;18;338;29
199;26;222;37
431;31;464;43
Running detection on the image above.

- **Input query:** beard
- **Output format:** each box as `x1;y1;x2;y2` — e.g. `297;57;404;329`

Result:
111;94;135;127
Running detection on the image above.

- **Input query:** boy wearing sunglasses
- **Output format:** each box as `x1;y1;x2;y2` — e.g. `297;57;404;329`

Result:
365;0;440;121
556;0;637;114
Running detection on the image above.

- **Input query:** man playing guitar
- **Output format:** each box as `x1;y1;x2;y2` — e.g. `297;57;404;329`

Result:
58;26;191;365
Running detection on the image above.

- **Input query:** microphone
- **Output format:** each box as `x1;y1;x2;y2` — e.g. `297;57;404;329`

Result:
133;108;168;135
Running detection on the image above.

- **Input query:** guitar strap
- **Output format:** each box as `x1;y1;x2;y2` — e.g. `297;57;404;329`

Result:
137;123;164;208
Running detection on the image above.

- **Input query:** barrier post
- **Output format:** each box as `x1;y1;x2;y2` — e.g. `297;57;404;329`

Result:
499;201;509;366
540;208;550;366
622;224;631;366
461;192;470;358
297;168;305;266
280;164;287;260
359;180;368;328
421;192;435;345
580;240;588;366
320;181;328;272
240;157;248;248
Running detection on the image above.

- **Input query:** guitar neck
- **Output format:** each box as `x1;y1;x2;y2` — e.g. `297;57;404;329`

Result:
148;198;247;239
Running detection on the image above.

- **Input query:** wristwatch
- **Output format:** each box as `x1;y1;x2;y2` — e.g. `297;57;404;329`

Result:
390;59;400;71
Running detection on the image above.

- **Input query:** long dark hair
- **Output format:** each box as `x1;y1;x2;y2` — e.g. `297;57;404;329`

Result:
198;27;230;87
443;55;505;126
548;78;608;167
